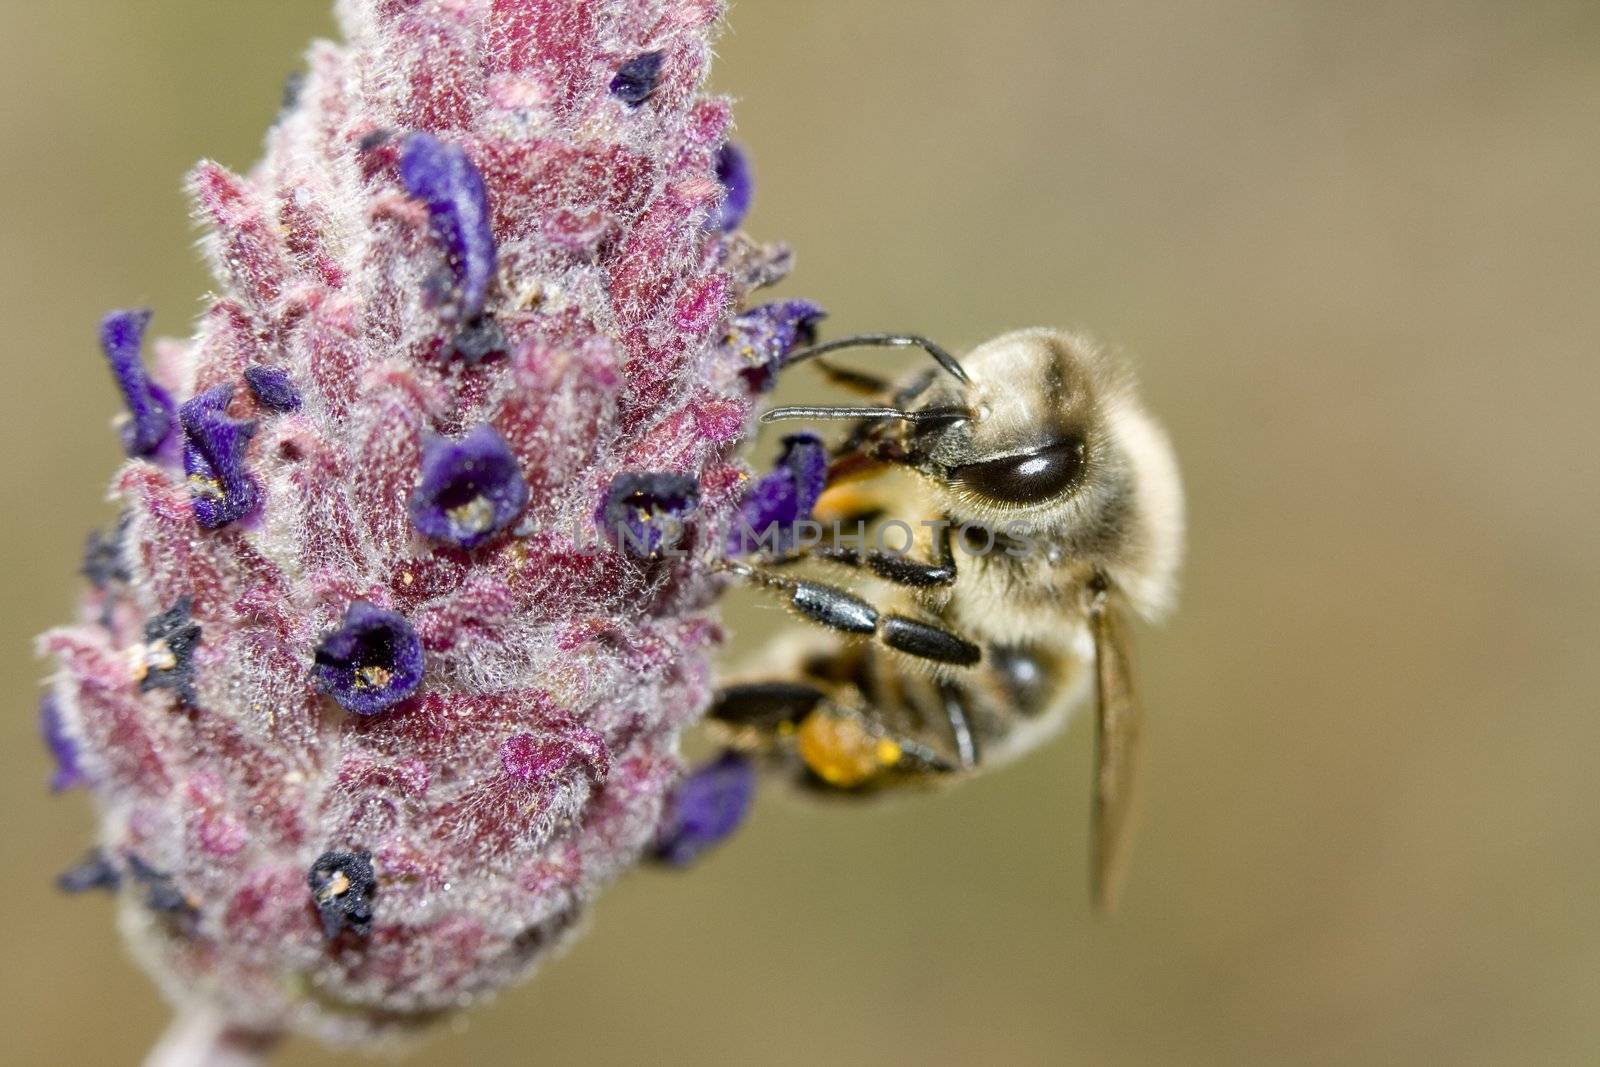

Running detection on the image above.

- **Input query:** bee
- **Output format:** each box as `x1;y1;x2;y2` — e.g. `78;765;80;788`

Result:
713;328;1183;910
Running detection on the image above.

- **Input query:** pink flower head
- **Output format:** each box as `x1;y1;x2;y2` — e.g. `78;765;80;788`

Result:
39;0;813;1044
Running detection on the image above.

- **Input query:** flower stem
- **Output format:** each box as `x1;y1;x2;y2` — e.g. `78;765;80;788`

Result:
144;1007;281;1067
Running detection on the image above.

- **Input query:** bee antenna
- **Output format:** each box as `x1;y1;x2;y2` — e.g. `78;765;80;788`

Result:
785;334;971;385
760;404;971;426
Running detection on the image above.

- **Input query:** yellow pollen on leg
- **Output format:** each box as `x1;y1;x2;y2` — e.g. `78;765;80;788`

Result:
796;712;894;788
813;482;882;523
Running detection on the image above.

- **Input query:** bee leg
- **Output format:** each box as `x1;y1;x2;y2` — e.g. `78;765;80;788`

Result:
719;560;980;667
711;678;957;789
709;681;827;731
756;521;958;589
938;681;982;771
811;357;891;396
816;520;958;588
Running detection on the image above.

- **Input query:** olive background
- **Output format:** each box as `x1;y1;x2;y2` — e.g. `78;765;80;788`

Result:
4;2;1599;1064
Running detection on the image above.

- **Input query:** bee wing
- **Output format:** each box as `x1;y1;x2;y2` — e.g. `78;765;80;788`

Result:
1089;588;1143;914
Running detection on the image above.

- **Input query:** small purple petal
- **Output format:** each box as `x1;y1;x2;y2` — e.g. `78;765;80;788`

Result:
715;143;753;232
313;602;425;715
179;385;260;529
598;472;701;557
653;750;757;867
137;599;203;705
609;50;665;107
400;133;497;324
99;309;174;457
727;434;828;556
81;516;130;590
409;425;530;549
450;315;508;366
243;365;302;413
57;849;121;894
727;300;827;392
127;855;198;929
40;693;85;792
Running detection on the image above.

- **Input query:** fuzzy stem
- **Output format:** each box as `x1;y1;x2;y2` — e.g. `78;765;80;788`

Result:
144;1007;281;1067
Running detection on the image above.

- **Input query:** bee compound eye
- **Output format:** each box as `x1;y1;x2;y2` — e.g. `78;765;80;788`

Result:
950;438;1086;505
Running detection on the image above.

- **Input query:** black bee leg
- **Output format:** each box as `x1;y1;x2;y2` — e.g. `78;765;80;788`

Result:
759;522;958;589
812;358;891;396
878;615;980;665
709;681;827;731
719;560;980;667
939;682;982;771
816;520;958;588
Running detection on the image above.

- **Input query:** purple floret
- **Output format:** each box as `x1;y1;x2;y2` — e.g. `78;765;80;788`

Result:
313;602;425;715
598;472;701;556
653;750;757;867
57;849;121;894
179;386;260;529
609;51;665;107
138;599;203;705
81;517;131;590
400;133;497;323
99;309;174;457
409;425;529;549
127;855;198;929
727;299;826;392
715;143;753;232
727;433;828;556
449;315;508;366
243;365;303;413
307;850;377;940
40;693;85;792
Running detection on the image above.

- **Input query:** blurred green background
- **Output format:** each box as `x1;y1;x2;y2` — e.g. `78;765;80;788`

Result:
5;1;1600;1064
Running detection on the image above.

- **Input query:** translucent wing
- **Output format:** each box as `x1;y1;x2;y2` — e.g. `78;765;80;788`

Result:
1089;586;1143;913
